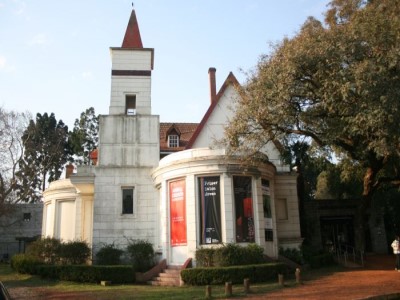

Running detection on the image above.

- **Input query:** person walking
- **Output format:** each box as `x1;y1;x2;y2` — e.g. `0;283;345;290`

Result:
391;235;400;271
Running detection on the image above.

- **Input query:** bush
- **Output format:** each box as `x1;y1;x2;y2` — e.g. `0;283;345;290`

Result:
36;265;135;284
214;243;244;266
126;239;155;272
26;237;61;264
196;243;264;267
26;238;90;265
181;262;288;285
195;248;215;267
279;247;304;265
59;241;91;265
10;254;42;274
96;243;124;265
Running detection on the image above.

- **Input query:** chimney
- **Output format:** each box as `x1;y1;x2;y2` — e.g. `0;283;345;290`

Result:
65;164;74;179
208;67;217;103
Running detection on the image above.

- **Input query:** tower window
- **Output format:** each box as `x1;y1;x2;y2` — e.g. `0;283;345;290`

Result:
122;188;134;214
126;95;136;115
168;135;179;148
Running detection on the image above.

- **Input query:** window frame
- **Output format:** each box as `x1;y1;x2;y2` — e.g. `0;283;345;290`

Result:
168;134;179;148
122;187;134;215
125;95;136;115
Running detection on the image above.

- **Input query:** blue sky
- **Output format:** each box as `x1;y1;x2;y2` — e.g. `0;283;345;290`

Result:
0;0;330;129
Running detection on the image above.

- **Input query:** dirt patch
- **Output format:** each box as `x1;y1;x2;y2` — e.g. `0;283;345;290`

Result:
247;254;400;299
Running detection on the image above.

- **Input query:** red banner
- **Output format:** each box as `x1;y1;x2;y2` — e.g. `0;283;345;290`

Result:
169;180;187;246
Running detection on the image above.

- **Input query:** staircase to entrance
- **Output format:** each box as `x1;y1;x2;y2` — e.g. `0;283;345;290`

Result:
148;265;182;286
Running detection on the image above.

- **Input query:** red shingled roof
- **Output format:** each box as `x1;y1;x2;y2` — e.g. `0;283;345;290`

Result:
160;123;199;153
122;9;143;48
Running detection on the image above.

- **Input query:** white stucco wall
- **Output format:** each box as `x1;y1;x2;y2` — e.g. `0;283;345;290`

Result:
152;148;283;263
109;48;153;115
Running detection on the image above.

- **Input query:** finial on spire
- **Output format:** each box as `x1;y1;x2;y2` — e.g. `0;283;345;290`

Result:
132;2;134;8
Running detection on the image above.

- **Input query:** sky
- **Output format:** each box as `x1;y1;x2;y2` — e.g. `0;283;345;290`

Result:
0;0;331;129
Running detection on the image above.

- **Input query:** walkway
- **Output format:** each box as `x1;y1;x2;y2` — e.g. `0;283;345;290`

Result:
251;254;400;299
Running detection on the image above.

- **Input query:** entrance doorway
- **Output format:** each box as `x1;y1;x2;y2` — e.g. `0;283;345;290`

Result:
320;216;354;251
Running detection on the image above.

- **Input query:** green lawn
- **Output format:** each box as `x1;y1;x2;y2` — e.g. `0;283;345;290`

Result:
0;264;342;299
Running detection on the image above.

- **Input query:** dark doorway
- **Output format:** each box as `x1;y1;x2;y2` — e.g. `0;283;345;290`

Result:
320;216;355;251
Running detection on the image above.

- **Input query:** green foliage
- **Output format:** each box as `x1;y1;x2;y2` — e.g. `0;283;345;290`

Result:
69;107;99;165
10;254;41;274
96;243;124;265
26;237;90;265
59;241;91;265
17;112;70;201
36;265;135;284
195;244;264;267
126;239;155;272
280;244;336;269
279;247;304;265
224;0;400;207
181;263;288;285
214;243;245;266
26;237;61;264
195;248;215;267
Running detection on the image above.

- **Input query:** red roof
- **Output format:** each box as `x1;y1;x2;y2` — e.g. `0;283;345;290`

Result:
160;123;199;153
122;9;143;48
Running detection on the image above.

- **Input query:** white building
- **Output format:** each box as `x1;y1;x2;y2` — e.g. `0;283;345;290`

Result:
42;9;302;266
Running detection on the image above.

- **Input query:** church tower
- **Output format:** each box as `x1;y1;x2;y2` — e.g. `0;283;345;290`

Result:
98;8;159;167
92;9;160;252
108;9;154;116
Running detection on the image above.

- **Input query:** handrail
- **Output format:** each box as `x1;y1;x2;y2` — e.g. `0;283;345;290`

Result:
0;281;11;300
332;243;364;267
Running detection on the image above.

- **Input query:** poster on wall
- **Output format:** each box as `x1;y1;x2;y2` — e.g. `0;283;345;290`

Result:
169;179;187;246
262;179;273;229
198;176;222;244
233;176;255;243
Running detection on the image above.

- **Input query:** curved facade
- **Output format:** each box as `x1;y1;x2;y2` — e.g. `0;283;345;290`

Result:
152;148;300;264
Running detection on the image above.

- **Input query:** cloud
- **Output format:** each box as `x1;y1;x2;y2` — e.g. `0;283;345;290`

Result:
28;33;47;46
81;71;93;79
0;55;16;73
0;56;6;69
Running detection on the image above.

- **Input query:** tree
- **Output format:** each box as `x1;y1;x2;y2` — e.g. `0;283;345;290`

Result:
69;107;99;165
224;0;400;249
17;113;70;202
0;108;31;216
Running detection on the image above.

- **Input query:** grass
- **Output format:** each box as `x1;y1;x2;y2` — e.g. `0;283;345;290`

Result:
0;263;343;299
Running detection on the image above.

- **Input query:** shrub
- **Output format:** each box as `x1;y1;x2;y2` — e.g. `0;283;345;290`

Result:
10;254;41;274
244;243;264;264
36;265;135;284
126;239;155;272
196;244;265;267
96;243;124;265
59;240;91;265
26;237;61;264
279;247;304;265
195;248;215;267
181;262;288;285
214;243;245;266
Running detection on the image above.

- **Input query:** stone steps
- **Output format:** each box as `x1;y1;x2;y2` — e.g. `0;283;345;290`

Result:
148;265;182;287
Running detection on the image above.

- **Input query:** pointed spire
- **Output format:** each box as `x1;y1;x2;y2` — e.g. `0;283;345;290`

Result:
122;9;143;48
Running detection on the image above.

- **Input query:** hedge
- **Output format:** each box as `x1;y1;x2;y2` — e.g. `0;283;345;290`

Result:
181;262;289;285
11;254;135;284
36;265;135;284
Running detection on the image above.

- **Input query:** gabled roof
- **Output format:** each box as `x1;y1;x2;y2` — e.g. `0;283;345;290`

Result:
160;123;199;153
185;72;240;149
122;9;143;48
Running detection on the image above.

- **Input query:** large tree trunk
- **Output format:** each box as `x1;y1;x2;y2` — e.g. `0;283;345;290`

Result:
355;167;375;251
